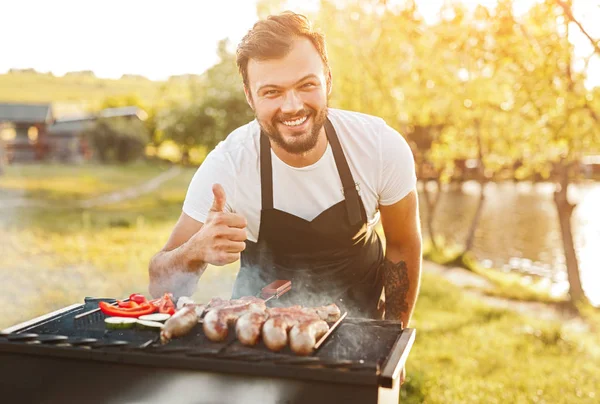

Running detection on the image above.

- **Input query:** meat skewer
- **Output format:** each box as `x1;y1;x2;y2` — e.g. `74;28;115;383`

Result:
235;304;342;350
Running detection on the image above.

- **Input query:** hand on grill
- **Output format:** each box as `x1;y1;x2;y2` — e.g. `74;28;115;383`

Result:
187;184;248;266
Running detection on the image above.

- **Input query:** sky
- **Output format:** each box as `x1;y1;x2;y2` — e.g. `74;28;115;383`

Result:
1;0;598;87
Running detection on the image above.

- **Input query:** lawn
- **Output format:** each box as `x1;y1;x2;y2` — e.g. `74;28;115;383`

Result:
0;163;598;403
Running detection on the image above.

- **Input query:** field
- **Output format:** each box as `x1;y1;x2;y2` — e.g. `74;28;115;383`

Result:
0;71;191;114
1;163;598;403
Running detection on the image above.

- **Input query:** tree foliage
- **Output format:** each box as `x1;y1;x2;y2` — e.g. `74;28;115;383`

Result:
84;117;149;164
161;39;254;161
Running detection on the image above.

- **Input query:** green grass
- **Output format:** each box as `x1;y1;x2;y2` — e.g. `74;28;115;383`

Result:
1;163;600;403
405;274;600;403
0;161;174;201
423;239;562;304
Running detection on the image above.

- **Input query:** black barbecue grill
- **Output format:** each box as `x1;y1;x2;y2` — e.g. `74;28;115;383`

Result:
0;297;415;404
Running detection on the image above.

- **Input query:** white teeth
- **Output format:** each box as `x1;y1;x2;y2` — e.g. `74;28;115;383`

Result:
282;116;308;127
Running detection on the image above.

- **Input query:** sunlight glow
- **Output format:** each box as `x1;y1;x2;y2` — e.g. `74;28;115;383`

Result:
0;0;598;88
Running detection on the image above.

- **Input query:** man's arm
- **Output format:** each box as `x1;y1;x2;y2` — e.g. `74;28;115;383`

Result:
148;184;247;299
378;189;422;326
148;212;207;298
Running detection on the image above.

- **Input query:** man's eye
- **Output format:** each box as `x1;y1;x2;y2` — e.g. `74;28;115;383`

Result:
264;90;279;96
302;83;316;88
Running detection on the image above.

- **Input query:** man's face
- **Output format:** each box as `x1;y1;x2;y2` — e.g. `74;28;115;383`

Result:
245;37;330;155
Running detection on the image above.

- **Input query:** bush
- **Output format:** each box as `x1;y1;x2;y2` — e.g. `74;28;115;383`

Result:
85;117;149;164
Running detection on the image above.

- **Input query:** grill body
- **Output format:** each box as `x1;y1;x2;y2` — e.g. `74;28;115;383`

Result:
0;298;415;404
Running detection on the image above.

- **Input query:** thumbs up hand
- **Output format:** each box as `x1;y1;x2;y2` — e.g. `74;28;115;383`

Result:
188;184;248;266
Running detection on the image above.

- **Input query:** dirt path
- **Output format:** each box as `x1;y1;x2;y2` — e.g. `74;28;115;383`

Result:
423;260;590;331
0;166;181;209
78;166;181;208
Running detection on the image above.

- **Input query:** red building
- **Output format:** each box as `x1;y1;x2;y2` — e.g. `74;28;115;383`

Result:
0;103;53;162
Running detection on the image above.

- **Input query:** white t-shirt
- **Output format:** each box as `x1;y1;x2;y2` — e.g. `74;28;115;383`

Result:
183;108;417;242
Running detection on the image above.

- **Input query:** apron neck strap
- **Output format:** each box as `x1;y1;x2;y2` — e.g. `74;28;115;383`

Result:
260;117;363;225
260;131;274;210
323;118;363;226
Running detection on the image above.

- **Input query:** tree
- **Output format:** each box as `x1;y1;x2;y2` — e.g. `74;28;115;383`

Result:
162;39;254;162
494;0;598;304
84;117;149;164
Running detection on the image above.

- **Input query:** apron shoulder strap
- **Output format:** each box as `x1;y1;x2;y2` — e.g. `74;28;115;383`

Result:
260;132;274;210
324;118;363;226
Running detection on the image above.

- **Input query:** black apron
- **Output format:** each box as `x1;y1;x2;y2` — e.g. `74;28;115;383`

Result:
232;118;385;319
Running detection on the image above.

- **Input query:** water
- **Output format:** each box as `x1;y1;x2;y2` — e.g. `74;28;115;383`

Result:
418;181;600;306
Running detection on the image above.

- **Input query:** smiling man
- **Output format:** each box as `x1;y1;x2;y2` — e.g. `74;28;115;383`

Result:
149;12;422;328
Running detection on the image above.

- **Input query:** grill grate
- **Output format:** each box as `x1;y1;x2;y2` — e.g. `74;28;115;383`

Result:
1;298;409;381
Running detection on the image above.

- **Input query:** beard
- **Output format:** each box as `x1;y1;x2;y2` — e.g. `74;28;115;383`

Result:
258;104;328;155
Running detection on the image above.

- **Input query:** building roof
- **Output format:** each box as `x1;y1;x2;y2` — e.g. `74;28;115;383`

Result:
0;103;53;124
99;106;148;121
47;119;94;135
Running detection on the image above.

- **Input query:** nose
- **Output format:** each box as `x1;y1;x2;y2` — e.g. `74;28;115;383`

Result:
280;90;303;115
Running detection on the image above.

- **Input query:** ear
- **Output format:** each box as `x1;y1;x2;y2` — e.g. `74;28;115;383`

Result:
244;86;254;110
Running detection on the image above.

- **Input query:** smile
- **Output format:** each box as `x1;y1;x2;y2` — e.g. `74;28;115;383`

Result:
281;115;308;127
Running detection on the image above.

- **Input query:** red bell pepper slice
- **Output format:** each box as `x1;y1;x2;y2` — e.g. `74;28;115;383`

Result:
99;301;156;318
157;293;176;315
129;293;147;304
117;301;139;308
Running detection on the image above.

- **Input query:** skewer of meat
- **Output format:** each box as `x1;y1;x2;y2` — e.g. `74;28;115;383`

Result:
160;306;198;344
237;304;341;350
289;319;330;356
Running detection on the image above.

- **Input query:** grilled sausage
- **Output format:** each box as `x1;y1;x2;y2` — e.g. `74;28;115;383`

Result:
262;316;294;352
262;312;320;352
289;320;329;356
203;302;266;342
160;306;198;344
236;311;268;346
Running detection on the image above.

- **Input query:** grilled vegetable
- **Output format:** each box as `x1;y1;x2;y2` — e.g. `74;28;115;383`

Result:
138;313;171;322
99;301;156;318
136;320;164;331
105;317;137;330
129;293;148;304
117;301;139;308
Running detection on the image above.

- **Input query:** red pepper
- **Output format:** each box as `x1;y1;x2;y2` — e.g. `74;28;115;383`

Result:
129;293;147;304
117;301;139;308
99;301;156;318
157;293;176;315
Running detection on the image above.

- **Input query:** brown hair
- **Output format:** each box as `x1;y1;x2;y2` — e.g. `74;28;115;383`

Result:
236;11;330;91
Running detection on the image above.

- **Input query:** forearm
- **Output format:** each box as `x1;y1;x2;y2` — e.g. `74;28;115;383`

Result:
148;242;207;299
383;240;422;326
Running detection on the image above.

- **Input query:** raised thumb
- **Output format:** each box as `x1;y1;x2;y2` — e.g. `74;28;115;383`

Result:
210;183;226;212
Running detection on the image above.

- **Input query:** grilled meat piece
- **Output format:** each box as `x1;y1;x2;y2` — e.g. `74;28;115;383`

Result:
265;304;340;322
312;304;342;322
236;311;268;346
262;311;319;352
207;296;265;310
289;320;330;356
203;301;266;342
160;306;198;344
